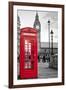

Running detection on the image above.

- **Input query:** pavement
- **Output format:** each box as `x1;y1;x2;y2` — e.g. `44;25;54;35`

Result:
38;62;58;79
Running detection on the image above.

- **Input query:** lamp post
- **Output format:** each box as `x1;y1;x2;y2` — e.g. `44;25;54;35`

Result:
48;20;50;62
50;30;54;55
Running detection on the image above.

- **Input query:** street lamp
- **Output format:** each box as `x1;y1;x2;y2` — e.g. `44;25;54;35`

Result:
50;30;54;55
48;20;50;62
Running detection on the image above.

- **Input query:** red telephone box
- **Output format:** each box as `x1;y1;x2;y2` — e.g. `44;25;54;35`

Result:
20;27;38;79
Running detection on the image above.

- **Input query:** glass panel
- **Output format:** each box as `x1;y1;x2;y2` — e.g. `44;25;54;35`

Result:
24;40;34;69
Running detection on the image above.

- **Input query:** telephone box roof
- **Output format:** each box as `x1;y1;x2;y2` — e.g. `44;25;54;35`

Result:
20;27;37;33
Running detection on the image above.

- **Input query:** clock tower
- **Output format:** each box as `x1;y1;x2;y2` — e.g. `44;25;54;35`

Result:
33;12;41;53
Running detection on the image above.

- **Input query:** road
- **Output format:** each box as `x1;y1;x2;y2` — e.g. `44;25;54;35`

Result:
38;62;58;78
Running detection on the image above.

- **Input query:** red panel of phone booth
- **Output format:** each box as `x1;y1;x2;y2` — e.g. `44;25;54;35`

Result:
20;27;38;79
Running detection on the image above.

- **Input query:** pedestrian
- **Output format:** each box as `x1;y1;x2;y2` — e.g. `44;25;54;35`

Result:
38;55;40;62
42;56;45;63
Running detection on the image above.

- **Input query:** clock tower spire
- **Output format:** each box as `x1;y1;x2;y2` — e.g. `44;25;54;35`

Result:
33;12;41;53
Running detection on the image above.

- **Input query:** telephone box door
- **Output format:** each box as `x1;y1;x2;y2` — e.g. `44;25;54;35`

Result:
20;28;37;79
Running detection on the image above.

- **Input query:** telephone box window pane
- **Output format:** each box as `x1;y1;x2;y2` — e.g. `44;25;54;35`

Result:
24;62;31;69
25;40;28;44
24;40;33;69
24;63;28;69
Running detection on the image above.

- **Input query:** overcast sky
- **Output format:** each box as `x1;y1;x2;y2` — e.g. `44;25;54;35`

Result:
17;10;58;43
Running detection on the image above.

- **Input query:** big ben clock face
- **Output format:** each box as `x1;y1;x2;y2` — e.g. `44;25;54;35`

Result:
36;25;39;30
